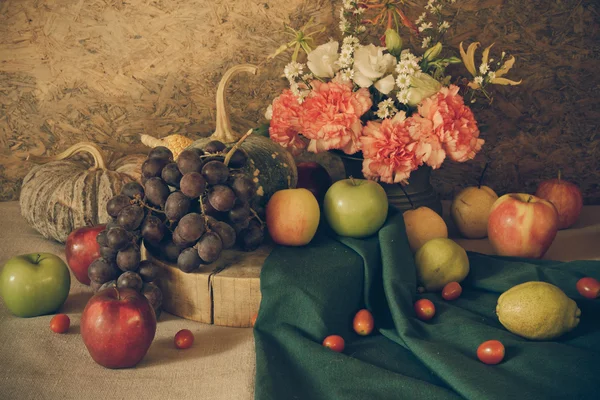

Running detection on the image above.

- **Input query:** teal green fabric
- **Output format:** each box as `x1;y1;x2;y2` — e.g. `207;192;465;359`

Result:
254;210;600;400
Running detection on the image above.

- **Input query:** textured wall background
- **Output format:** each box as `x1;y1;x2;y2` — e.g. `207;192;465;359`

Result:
1;0;599;202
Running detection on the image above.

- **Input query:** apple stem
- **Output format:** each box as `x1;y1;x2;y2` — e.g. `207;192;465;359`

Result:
558;169;561;183
478;162;489;189
527;195;533;203
113;287;120;300
35;254;40;264
398;184;415;209
349;176;357;186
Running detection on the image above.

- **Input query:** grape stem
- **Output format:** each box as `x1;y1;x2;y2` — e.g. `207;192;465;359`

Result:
224;129;253;167
142;203;165;214
249;207;265;227
198;195;210;228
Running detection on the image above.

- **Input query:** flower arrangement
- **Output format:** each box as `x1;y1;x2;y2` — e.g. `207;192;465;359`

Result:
265;0;522;185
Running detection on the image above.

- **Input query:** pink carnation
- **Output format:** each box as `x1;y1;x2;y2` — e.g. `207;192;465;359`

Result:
408;115;446;170
360;112;427;184
268;90;307;155
299;80;372;154
418;85;484;162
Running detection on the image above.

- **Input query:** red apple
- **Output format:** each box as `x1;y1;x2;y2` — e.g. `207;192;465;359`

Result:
488;194;559;259
81;287;156;369
266;188;320;246
535;172;583;230
65;225;105;285
296;162;332;204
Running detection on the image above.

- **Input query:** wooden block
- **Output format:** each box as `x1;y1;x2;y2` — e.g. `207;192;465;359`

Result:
142;243;271;327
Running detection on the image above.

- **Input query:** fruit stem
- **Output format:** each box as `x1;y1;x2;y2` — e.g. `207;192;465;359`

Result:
224;129;253;167
113;287;120;300
249;207;265;227
213;64;258;143
26;142;108;170
398;184;415;209
478;162;489;189
527;195;533;203
349;176;357;186
140;133;165;149
142;203;165;214
198;195;210;227
35;254;41;264
558;169;561;183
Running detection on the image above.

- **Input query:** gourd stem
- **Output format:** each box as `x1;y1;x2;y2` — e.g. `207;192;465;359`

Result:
224;129;254;166
27;142;107;170
140;134;165;148
213;64;258;143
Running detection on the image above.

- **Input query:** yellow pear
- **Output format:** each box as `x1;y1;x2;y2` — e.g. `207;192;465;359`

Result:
415;238;470;291
403;206;448;252
451;185;498;239
496;281;581;340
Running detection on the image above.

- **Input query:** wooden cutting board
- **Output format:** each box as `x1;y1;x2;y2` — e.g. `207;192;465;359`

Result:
141;243;271;327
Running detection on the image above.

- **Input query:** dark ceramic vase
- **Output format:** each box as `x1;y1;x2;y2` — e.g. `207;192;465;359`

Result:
334;151;443;216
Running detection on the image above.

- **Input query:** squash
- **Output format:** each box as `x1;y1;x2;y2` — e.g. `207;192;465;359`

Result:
140;134;194;160
187;64;297;204
19;142;145;243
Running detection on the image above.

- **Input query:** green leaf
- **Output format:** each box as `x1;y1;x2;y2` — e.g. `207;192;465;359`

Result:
253;123;270;137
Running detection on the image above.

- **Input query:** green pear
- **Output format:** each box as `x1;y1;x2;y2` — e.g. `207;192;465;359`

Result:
414;238;469;291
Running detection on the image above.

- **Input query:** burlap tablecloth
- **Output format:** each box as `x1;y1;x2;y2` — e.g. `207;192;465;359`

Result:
1;201;599;400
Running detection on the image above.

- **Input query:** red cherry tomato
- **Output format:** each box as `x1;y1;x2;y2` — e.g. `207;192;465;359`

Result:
442;282;463;301
477;340;505;365
174;329;194;349
414;299;436;321
251;313;258;327
353;309;374;336
322;335;345;352
576;277;600;299
49;314;70;334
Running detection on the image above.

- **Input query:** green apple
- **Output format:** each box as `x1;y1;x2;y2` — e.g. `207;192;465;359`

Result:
324;178;389;238
0;253;71;317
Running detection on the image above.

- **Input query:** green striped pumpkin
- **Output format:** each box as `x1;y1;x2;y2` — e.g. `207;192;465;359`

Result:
187;64;297;205
20;142;145;243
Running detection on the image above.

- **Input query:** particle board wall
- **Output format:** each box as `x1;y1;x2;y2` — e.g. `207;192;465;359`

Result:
1;0;599;203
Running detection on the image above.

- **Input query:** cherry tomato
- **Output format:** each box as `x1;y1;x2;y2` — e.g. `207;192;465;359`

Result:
251;313;258;327
174;329;194;349
442;282;463;301
49;314;70;334
576;277;600;299
322;335;345;352
353;309;374;336
477;340;505;365
414;299;436;321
